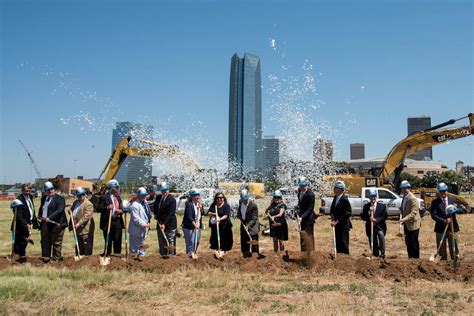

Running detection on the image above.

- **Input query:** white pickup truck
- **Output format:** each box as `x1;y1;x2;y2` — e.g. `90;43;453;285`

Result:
319;187;425;216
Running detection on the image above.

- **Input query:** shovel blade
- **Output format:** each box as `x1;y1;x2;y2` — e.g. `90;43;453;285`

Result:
99;256;110;266
214;251;224;260
429;254;436;262
74;255;82;262
191;253;198;260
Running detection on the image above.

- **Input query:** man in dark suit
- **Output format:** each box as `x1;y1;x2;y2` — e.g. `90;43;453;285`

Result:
12;184;38;260
361;189;388;258
153;182;177;256
330;181;352;254
430;182;459;260
38;181;67;262
237;190;260;258
296;177;316;251
98;179;125;256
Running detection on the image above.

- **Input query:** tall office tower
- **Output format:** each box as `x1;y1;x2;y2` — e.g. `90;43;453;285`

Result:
262;136;286;180
350;143;365;160
112;122;154;184
228;53;262;178
407;116;433;160
313;136;334;162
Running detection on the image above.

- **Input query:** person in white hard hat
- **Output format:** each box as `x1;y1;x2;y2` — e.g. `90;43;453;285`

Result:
361;189;388;258
296;176;316;251
153;182;177;256
266;190;288;253
237;189;260;258
98;179;125;256
68;187;95;256
38;181;67;262
129;187;151;260
430;183;460;260
399;180;421;259
12;184;38;261
330;181;352;254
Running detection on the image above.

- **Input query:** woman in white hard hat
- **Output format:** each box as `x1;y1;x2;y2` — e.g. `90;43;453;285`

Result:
266;190;288;253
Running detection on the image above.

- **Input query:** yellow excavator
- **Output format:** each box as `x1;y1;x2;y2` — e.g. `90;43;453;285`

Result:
325;113;473;211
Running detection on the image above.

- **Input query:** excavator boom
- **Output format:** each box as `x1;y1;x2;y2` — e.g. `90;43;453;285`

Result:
379;113;473;186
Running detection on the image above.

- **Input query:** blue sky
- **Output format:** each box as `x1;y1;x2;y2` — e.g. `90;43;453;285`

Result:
1;0;472;184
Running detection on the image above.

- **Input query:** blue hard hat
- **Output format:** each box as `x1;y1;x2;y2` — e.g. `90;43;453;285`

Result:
334;181;346;190
399;180;411;189
297;176;309;186
75;187;86;196
437;182;448;191
44;181;54;191
367;189;377;197
107;179;120;189
136;187;148;196
159;181;169;191
10;199;23;208
190;189;200;196
272;190;283;198
240;189;250;201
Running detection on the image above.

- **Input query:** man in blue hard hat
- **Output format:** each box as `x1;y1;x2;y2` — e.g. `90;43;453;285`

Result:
69;187;95;256
430;182;459;260
38;181;67;262
13;184;38;260
399;180;421;259
237;189;260;258
361;188;388;258
98;179;125;256
154;181;177;256
330;181;352;254
296;176;316;251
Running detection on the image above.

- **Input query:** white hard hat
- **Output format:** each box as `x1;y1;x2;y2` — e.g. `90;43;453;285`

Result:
136;187;148;196
272;190;283;198
44;181;54;191
334;181;346;190
159;181;169;191
240;189;250;201
11;199;23;208
367;189;377;197
107;179;120;189
399;180;411;189
437;182;448;191
122;200;130;208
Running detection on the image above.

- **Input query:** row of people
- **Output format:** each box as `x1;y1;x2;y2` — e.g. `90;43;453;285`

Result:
9;178;460;262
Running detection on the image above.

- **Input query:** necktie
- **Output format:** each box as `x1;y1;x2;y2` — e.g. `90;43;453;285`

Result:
160;195;166;208
113;196;119;217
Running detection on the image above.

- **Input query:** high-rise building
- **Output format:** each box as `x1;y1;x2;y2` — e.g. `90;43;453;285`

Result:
408;116;433;160
228;53;262;178
350;143;365;160
262;136;286;180
112;122;154;184
313;137;334;162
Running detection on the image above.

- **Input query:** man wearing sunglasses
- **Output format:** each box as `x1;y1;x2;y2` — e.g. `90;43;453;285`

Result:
38;181;67;262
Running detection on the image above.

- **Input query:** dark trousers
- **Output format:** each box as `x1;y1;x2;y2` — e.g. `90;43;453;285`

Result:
436;232;459;260
14;230;29;257
367;230;385;257
240;225;259;254
300;224;315;252
157;227;176;256
102;220;122;255
41;223;65;260
335;227;350;254
76;232;94;256
404;226;420;259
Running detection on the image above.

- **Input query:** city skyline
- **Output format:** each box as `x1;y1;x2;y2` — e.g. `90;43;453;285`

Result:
1;1;472;183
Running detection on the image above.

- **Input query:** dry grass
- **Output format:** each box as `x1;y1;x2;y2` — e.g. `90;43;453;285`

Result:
1;197;473;315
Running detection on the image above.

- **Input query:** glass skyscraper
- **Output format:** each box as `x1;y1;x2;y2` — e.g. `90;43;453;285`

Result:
112;122;154;184
228;53;262;178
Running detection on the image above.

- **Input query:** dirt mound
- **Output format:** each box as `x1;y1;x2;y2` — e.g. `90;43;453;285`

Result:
1;252;472;283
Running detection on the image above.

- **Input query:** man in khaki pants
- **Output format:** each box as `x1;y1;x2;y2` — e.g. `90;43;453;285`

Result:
399;181;421;258
69;187;95;256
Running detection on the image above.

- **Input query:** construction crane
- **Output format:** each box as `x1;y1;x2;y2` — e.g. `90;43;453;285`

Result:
18;139;43;179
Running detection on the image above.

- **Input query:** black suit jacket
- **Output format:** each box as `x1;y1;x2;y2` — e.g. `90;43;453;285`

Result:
361;202;387;236
297;189;316;228
11;194;38;233
39;194;67;228
182;200;203;230
237;201;259;236
330;194;352;231
153;194;177;229
430;197;459;233
98;192;125;230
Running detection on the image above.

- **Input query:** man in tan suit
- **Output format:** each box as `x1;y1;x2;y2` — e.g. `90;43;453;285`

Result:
399;181;421;258
69;187;95;256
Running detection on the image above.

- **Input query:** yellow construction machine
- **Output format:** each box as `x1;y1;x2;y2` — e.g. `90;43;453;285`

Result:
325;113;473;211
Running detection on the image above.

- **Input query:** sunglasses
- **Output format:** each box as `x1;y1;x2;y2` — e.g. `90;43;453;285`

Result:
216;196;224;199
